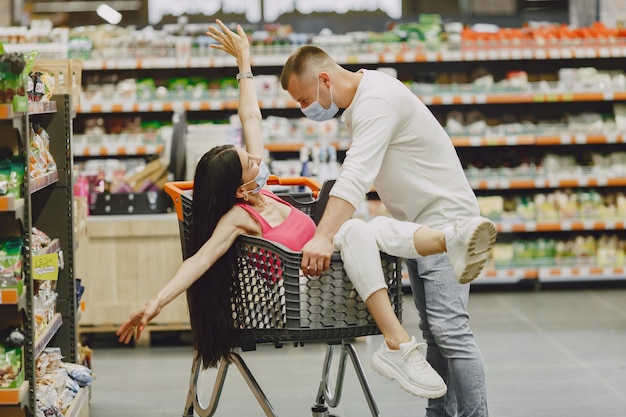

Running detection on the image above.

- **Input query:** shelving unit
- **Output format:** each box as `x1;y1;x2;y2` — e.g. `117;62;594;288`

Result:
68;35;626;286
1;95;87;416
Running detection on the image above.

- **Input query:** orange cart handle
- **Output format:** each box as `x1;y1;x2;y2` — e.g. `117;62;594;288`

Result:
165;176;322;221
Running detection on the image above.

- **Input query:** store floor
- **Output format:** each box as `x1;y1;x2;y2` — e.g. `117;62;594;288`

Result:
87;284;626;417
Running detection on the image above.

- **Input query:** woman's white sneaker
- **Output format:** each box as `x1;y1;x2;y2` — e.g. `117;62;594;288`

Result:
371;337;447;399
444;216;497;284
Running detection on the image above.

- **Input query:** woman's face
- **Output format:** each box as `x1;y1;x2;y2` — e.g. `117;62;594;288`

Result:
236;147;263;191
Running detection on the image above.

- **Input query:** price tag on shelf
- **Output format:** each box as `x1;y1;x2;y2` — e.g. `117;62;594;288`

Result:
610;47;622;58
603;91;615;101
441;95;454;105
463;51;475;61
560;133;572;144
599;48;611;58
381;52;395;63
475;94;487;104
510;49;522;60
486;179;499;189
461;95;473;104
118;59;136;70
549;49;561;59
575;133;587;144
560;49;573;59
448;51;463;62
425;52;438;62
605;131;618;143
561;220;572;231
534;49;547;60
583;219;596;230
137;102;150;112
469;136;482;147
32;253;59;281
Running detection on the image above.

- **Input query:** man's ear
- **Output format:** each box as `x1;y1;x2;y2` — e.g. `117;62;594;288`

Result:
319;71;331;86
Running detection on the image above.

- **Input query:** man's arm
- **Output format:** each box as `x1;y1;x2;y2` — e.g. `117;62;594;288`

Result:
301;196;355;275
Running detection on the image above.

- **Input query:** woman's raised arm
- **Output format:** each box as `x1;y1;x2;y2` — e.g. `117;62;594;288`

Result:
206;19;264;157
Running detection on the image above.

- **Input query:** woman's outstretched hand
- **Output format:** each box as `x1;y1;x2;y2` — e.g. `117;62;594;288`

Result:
115;298;162;344
205;19;250;64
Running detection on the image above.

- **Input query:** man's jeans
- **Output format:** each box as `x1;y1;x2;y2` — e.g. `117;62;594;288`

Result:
406;254;489;417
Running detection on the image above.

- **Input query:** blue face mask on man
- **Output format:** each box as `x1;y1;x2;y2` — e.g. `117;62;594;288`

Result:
301;77;339;122
242;160;270;194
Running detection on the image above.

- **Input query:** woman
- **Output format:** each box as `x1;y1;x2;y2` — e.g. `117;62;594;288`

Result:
116;20;491;399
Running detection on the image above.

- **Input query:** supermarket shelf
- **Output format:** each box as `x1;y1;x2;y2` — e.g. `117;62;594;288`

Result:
0;380;29;406
65;387;89;417
28;101;57;115
475;267;539;284
79;40;626;70
73;143;164;157
539;266;626;282
34;312;63;358
535;132;625;145
468;176;626;190
76;97;299;114
29;171;59;194
76;89;626;115
264;140;349;153
266;132;616;150
474;265;626;284
418;90;626;106
497;219;626;233
451;132;625;147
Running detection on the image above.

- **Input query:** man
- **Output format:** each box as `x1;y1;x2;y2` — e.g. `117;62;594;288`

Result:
280;46;495;417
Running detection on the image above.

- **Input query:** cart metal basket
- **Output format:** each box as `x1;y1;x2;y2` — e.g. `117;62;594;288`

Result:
165;176;403;417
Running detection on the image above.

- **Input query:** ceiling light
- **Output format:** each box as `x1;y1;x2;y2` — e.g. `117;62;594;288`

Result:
97;4;123;25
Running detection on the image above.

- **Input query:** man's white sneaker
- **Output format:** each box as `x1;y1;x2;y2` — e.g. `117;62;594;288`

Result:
444;216;497;284
371;337;447;399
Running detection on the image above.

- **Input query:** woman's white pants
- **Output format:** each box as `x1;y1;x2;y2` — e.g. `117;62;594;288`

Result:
333;216;422;301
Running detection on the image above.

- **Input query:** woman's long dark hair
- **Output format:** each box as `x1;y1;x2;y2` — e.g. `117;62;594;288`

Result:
188;144;242;368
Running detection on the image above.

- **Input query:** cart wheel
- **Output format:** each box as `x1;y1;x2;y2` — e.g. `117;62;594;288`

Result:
311;405;329;417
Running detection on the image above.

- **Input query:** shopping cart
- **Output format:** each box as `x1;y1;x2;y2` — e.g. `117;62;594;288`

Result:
165;176;403;417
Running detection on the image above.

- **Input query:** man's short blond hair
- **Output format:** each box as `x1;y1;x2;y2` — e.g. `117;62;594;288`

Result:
280;45;334;90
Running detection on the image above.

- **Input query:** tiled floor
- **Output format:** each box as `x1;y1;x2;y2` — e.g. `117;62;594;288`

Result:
87;284;626;417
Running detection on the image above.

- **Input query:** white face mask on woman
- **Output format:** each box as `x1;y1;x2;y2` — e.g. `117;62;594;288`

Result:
241;160;270;194
301;77;339;122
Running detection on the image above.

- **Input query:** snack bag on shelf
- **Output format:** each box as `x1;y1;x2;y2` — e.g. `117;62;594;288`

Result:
0;326;25;388
29;124;57;178
0;236;23;287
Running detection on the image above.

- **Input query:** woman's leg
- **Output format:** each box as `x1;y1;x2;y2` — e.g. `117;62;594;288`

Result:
365;288;409;349
334;218;446;398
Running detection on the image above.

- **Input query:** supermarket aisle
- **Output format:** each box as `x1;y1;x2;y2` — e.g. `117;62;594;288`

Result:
87;286;626;417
